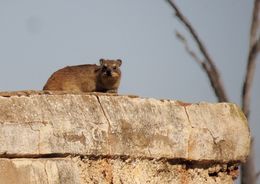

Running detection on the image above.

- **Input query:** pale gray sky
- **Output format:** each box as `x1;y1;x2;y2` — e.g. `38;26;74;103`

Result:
0;0;258;182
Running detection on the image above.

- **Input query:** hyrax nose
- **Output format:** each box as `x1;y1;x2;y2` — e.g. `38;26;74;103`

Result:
106;69;112;76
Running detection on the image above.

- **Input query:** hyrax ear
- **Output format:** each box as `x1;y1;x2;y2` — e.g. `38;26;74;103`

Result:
116;59;122;66
99;59;105;65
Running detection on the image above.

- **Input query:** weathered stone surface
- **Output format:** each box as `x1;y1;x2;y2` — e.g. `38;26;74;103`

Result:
0;91;250;162
0;91;250;183
0;158;80;184
0;157;237;184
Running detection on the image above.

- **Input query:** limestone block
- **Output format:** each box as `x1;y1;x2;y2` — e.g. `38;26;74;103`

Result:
0;91;250;162
0;91;250;183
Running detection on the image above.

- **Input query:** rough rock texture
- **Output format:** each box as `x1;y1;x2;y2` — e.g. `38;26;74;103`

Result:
0;90;250;183
0;157;239;184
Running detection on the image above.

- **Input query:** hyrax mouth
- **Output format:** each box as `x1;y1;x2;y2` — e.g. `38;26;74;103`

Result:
103;72;119;78
111;72;120;78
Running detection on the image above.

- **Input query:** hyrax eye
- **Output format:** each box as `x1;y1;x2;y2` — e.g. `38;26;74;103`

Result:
113;66;117;70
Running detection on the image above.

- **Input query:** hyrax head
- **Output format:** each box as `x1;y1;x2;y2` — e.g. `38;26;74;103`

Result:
99;59;122;79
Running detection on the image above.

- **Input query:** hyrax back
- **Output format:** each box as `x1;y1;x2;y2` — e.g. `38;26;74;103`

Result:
43;59;122;93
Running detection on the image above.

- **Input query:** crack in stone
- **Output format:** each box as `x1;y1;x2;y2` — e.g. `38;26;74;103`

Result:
206;128;218;145
44;162;50;184
96;95;111;126
28;123;41;154
183;106;193;159
95;95;112;154
0;153;241;165
183;106;193;128
0;121;48;125
206;128;224;158
183;106;223;158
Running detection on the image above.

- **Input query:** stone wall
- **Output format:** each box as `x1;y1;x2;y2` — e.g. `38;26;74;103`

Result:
0;91;250;184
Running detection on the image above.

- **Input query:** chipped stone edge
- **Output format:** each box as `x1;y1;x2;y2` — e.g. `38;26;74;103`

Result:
0;90;250;166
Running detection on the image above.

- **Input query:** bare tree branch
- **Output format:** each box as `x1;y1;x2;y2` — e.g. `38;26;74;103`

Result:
166;1;259;183
242;38;260;118
175;31;223;92
241;138;257;184
166;0;228;102
256;171;260;180
242;0;260;119
175;31;202;65
250;0;260;48
241;1;260;183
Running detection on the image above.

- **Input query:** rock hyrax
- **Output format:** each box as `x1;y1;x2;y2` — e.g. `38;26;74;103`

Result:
43;59;122;93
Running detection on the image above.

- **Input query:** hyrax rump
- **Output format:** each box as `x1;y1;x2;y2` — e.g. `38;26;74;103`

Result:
43;59;122;93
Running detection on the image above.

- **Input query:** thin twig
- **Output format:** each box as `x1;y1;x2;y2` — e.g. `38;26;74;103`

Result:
250;0;260;48
242;0;260;119
166;0;228;102
175;31;202;65
175;31;218;89
256;171;260;180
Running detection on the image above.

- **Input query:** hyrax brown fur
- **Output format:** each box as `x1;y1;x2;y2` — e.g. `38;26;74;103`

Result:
43;59;122;93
